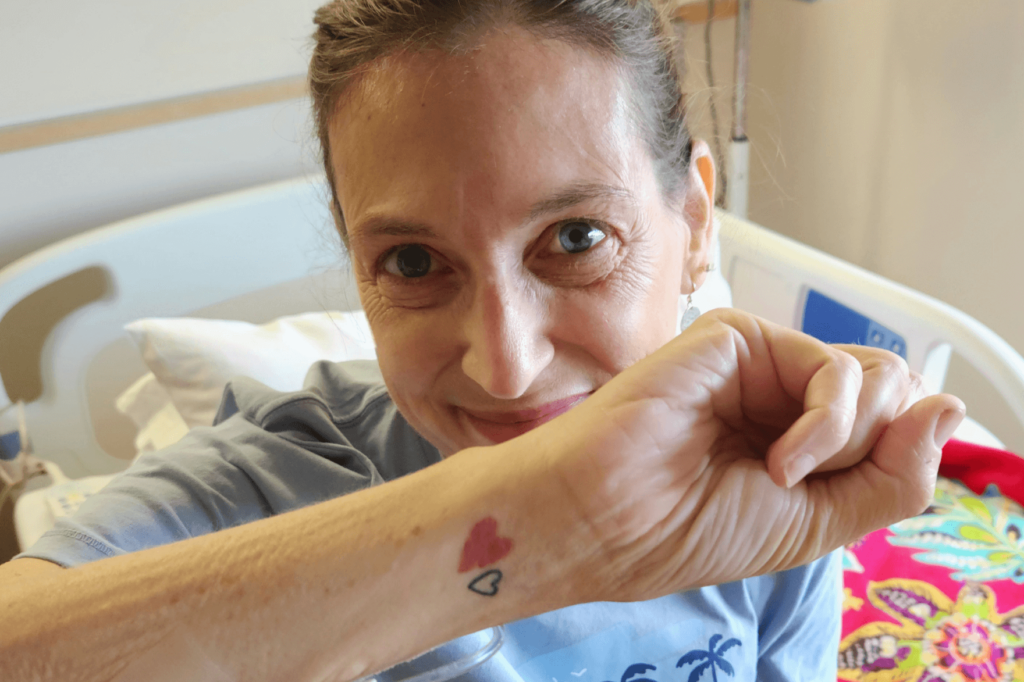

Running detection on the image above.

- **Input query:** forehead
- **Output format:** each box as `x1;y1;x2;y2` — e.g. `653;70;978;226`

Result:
328;28;653;240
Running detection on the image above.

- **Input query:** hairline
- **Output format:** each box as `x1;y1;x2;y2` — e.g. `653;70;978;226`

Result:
318;16;687;246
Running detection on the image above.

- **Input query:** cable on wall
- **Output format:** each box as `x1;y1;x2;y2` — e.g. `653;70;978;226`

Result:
704;0;727;206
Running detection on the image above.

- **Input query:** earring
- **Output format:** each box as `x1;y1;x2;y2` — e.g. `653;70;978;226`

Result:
680;284;701;331
680;263;714;332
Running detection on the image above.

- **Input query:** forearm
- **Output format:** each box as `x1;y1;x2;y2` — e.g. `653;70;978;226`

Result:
0;442;590;682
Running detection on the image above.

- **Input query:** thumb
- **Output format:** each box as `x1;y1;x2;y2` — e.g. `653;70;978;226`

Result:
813;393;966;548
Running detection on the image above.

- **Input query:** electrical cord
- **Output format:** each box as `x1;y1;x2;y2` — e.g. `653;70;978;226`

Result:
0;469;46;515
704;0;727;206
0;400;47;512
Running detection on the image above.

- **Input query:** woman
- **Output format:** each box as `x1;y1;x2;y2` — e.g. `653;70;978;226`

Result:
0;1;965;681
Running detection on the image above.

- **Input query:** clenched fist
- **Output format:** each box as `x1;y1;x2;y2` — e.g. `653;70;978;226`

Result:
527;308;965;602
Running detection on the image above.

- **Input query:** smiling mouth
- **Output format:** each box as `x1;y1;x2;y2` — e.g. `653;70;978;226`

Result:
459;392;591;444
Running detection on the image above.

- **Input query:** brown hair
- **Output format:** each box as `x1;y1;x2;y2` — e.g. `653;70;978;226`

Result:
309;0;692;243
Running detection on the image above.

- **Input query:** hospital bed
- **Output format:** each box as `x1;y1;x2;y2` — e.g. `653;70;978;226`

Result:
1;173;1020;480
2;174;1024;680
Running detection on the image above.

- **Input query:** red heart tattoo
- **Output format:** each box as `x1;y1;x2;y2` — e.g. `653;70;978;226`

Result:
458;517;513;573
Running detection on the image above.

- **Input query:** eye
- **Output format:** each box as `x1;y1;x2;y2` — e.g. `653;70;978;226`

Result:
382;244;435;278
554;221;607;254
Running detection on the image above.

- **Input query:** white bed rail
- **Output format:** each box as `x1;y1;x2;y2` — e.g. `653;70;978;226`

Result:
0;174;350;477
718;211;1024;435
2;179;1022;480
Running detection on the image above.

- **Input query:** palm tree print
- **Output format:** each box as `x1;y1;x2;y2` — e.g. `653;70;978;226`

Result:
602;662;658;682
676;634;742;682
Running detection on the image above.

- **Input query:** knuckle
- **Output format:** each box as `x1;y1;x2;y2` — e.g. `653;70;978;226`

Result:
870;355;912;407
702;307;733;323
877;352;910;384
830;401;859;436
904;476;937;517
833;350;864;387
686;306;730;333
700;307;751;334
907;371;927;398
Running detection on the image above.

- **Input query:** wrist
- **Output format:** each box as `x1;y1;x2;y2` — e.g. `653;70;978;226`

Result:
471;435;604;612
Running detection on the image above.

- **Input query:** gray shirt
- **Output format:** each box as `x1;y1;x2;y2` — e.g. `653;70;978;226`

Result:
22;361;440;565
19;360;841;681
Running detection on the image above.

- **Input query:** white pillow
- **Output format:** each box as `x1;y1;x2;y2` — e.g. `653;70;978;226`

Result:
114;373;190;454
125;310;376;429
115;372;175;430
134;399;191;454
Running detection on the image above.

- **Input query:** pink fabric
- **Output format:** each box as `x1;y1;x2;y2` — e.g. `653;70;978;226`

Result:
838;440;1024;681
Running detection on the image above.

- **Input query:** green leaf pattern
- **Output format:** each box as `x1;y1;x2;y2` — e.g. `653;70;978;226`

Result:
888;479;1024;583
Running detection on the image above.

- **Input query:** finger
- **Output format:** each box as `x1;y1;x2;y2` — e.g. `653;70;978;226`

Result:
812;346;915;474
758;331;864;488
831;347;927;418
897;371;929;415
810;393;966;550
617;310;856;451
679;313;865;488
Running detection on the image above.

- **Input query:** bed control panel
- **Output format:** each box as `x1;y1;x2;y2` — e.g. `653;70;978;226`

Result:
43;477;111;519
802;289;907;359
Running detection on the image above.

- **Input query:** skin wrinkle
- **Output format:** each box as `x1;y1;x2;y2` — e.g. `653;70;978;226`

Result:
695;329;797;452
329;27;711;456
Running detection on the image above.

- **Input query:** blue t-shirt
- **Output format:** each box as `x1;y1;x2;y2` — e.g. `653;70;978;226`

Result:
18;360;841;681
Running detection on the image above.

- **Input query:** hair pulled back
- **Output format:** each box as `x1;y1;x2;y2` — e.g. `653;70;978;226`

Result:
309;0;692;241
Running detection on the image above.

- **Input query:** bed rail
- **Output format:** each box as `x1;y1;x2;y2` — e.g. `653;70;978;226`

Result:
718;210;1024;437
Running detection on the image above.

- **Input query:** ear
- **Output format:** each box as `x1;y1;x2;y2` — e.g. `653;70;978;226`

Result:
680;139;716;296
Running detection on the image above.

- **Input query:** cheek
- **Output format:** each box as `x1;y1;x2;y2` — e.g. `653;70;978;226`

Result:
364;304;464;449
552;249;681;374
359;280;464;410
363;302;447;391
616;233;685;347
358;278;430;392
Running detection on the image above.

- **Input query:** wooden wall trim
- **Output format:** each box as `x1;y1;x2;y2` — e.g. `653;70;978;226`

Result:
0;76;308;154
0;2;733;157
672;0;739;24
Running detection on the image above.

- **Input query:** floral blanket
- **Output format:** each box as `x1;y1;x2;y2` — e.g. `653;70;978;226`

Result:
839;439;1024;682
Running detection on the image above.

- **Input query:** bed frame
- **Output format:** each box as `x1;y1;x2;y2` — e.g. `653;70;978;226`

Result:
1;174;1022;480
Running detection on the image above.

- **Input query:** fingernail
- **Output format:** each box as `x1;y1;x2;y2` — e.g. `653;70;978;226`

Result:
933;407;966;448
785;453;817;488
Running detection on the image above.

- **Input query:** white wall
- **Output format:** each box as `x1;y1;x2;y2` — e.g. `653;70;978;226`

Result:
0;0;328;562
681;0;1024;450
0;99;319;269
0;0;324;271
0;0;322;126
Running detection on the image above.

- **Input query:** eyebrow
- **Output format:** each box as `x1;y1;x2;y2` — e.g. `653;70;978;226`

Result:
353;182;636;240
355;217;439;240
527;182;636;222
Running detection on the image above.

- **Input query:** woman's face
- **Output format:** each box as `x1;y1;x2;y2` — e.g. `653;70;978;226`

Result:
329;28;714;455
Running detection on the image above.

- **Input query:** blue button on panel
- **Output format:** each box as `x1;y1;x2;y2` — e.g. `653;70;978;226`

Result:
801;289;907;359
0;431;21;461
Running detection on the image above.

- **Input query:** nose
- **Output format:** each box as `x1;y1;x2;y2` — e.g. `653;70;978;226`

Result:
460;278;554;400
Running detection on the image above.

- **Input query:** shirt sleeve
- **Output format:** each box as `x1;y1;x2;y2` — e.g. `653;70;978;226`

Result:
755;549;843;681
16;364;440;569
15;408;386;568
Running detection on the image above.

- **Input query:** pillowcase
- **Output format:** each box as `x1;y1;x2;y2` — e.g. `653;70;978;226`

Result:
115;371;175;430
124;310;376;429
114;373;190;454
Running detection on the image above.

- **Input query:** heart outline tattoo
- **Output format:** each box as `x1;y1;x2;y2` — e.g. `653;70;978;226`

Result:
468;569;503;596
